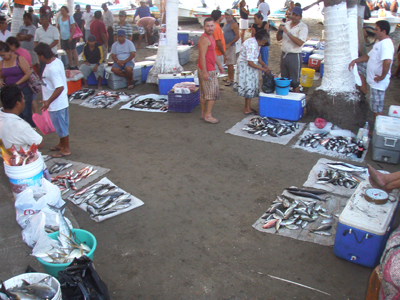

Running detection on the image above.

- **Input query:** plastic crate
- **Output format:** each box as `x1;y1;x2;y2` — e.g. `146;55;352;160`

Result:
67;79;82;95
168;89;200;113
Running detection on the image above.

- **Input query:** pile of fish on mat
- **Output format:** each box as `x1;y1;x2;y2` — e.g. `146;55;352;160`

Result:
51;165;98;194
68;88;96;101
49;162;73;174
261;187;335;236
316;162;367;189
83;90;132;108
242;116;300;137
129;97;167;110
299;133;360;156
68;183;132;218
0;140;38;166
0;276;58;300
32;205;91;264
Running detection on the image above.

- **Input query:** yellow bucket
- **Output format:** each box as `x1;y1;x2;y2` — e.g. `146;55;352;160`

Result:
300;68;315;88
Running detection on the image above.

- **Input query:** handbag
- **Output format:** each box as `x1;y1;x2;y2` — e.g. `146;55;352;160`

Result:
68;16;83;40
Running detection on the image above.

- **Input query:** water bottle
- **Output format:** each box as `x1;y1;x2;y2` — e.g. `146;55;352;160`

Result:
173;67;177;76
278;19;286;38
362;122;370;149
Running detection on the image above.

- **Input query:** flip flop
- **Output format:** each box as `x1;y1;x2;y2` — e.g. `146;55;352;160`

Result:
225;81;233;86
127;85;135;89
244;111;257;115
52;152;71;158
50;146;62;151
204;118;219;124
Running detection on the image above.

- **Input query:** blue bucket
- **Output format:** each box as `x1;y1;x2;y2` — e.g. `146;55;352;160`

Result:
274;77;292;96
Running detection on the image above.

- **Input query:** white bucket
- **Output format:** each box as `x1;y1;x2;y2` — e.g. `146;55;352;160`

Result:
4;272;61;300
3;152;44;194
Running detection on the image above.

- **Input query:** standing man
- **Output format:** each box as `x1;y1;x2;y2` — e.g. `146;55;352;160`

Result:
276;6;307;93
73;5;83;38
110;30;138;89
258;0;270;22
34;42;70;158
349;20;394;123
82;5;94;41
34;14;59;76
17;13;39;72
39;0;53;21
28;7;39;28
133;0;151;23
136;16;158;48
0;16;10;42
223;9;239;86
101;3;114;50
211;10;226;68
198;18;225;124
90;11;108;61
114;10;133;42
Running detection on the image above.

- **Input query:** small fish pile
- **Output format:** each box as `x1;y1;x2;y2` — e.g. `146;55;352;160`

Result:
261;188;334;236
51;166;98;194
316;162;366;189
0;140;38;166
68;183;132;218
68;88;95;100
0;276;57;300
299;133;359;156
49;162;73;174
129;98;167;110
242;116;300;137
32;205;91;264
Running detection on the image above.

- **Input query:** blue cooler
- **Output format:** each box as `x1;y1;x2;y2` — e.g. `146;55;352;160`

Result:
302;47;314;64
303;39;320;49
258;92;305;121
76;42;85;56
158;74;194;95
334;181;399;268
320;60;325;77
86;68;107;86
177;30;190;44
135;61;155;82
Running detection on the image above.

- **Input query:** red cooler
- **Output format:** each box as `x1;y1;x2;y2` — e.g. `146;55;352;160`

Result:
308;54;324;71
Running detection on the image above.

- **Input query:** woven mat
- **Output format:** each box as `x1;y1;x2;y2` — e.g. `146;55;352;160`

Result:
225;115;307;146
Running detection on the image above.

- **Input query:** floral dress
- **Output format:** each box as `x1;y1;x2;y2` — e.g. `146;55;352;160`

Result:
233;37;261;99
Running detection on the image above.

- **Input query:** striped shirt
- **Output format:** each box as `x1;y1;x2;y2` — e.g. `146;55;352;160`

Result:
113;22;133;38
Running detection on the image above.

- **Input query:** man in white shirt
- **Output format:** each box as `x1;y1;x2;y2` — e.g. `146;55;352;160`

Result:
35;42;70;158
276;6;307;93
0;16;10;42
349;20;394;122
258;0;270;22
102;3;114;51
82;5;94;41
0;84;44;151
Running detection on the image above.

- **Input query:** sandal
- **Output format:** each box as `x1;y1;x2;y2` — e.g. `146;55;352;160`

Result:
225;81;233;86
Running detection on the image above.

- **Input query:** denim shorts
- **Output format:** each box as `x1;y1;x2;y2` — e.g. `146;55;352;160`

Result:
48;107;69;138
112;60;134;71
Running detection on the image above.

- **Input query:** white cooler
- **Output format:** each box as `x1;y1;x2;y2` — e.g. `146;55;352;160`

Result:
189;31;204;45
389;105;400;118
105;64;142;89
372;115;400;164
177;45;191;65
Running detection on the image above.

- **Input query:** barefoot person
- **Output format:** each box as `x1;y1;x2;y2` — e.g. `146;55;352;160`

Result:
35;42;70;158
198;17;224;124
368;165;400;192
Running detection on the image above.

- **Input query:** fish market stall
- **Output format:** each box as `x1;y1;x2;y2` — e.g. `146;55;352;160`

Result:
66;177;144;222
68;88;96;104
79;91;136;109
225;115;306;146
120;94;168;113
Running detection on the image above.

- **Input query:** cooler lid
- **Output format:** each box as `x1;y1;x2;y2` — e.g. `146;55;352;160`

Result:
177;30;190;34
135;61;155;67
302;47;314;53
259;92;306;101
339;180;399;235
189;31;204;36
304;40;320;46
309;54;324;59
145;55;157;61
158;74;195;79
375;115;400;138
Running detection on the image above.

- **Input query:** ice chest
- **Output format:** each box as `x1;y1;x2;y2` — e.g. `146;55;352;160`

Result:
308;54;324;71
189;31;203;45
135;61;155;82
145;54;157;61
334;181;399;267
258;92;305;121
372;115;400;164
177;30;190;44
389;105;400;118
177;45;191;65
158;74;194;95
303;39;320;49
105;65;142;89
301;47;314;64
86;68;107;86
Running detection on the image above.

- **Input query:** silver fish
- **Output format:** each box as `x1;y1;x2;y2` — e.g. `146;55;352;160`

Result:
310;231;332;236
285;224;300;230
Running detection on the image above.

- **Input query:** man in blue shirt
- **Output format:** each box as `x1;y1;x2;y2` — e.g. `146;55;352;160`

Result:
133;0;151;23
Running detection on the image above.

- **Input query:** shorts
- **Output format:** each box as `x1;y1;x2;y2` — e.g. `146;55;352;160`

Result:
358;62;367;77
61;39;77;50
138;26;145;35
112;60;134;71
239;18;249;30
370;88;385;113
226;45;236;65
197;67;219;101
215;55;224;70
48;107;69;138
79;63;105;80
280;52;302;88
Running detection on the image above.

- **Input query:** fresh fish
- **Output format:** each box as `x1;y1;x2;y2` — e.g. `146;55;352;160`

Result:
318;212;332;219
321;219;333;225
263;219;278;229
287;190;327;201
310;225;332;232
47;204;72;252
285;187;327;195
275;218;282;233
21;278;57;300
285;224;300;230
310;231;332;236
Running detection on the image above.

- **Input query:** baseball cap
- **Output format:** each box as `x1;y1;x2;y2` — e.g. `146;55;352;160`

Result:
117;29;126;36
292;6;302;16
75;4;80;9
118;10;126;16
224;8;233;15
101;3;107;7
28;6;33;11
87;35;96;41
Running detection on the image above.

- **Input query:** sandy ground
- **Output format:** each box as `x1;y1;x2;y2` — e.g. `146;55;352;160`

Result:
1;18;400;299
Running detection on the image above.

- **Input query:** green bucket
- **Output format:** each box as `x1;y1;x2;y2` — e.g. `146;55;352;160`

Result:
37;228;97;277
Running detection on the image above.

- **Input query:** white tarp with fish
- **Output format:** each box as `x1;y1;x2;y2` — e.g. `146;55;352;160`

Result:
68;177;144;222
80;91;136;109
120;94;168;113
225;115;306;146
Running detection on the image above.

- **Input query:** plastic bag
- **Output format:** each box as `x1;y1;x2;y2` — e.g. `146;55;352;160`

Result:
262;71;275;93
21;211;47;247
58;256;110;300
32;110;55;135
15;178;64;228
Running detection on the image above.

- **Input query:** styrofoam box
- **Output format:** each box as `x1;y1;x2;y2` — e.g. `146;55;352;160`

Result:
301;47;314;64
334;181;399;267
258;92;305;121
177;45;191;66
135;61;155;82
389;105;400;118
178;30;190;44
189;31;204;45
303;39;320;49
158;74;194;95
